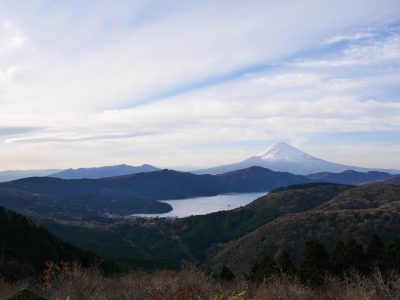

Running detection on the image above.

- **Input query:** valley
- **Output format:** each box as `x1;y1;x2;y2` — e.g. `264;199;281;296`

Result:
39;182;400;272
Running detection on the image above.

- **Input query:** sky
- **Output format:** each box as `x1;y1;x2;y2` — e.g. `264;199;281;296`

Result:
1;0;400;170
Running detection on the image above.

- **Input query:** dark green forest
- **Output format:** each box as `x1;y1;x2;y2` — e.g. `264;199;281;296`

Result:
0;205;120;281
248;235;400;287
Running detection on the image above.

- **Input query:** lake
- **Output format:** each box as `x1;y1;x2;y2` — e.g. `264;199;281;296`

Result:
131;192;268;218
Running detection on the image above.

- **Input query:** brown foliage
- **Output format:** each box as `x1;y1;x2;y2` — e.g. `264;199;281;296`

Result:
1;265;400;300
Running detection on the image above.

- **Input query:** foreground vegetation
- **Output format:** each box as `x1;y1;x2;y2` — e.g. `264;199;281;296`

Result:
2;235;400;299
1;264;400;300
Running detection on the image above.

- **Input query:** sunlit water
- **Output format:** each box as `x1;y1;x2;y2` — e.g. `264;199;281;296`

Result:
130;192;268;218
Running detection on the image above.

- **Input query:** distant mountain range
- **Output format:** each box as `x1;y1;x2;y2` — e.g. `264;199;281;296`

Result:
194;142;399;175
0;167;310;219
1;165;398;220
50;164;160;179
0;164;159;182
0;169;60;182
1;143;398;182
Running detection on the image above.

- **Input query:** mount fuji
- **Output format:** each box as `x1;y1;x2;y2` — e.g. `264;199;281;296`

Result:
194;142;395;175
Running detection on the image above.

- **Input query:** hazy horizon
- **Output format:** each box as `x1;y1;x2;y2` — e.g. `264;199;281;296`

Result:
1;141;399;172
1;1;400;170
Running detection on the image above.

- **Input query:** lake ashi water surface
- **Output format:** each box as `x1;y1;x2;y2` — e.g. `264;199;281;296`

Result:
131;192;268;218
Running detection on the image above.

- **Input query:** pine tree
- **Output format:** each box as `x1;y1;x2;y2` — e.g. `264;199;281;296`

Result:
343;239;367;274
219;265;234;281
276;249;295;276
366;234;386;271
249;255;278;283
330;240;346;275
297;239;329;287
387;238;400;271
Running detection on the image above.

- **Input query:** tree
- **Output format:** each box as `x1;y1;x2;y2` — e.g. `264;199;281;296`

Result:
249;255;278;283
330;240;346;275
8;288;49;300
343;239;367;274
387;238;400;271
218;266;234;281
297;239;329;287
366;234;386;271
276;249;295;276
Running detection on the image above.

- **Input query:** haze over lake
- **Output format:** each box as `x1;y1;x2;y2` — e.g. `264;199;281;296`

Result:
131;192;267;218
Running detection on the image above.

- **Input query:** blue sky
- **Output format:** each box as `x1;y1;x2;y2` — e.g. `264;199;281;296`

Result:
0;0;400;170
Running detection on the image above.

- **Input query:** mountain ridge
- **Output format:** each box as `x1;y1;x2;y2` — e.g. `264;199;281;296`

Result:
0;167;312;219
50;164;160;179
194;142;398;175
0;169;61;182
306;170;394;185
2;165;397;220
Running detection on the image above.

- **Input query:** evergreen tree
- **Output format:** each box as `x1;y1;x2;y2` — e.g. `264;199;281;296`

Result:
366;234;386;271
330;240;346;275
218;266;234;281
343;239;367;274
276;249;295;276
249;255;278;283
387;238;400;271
297;239;329;287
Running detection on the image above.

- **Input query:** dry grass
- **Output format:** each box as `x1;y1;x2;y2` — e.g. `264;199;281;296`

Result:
1;265;400;300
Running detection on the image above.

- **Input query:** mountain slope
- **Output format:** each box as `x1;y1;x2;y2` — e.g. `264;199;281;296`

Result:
0;205;119;280
41;183;400;273
50;164;160;179
208;183;400;273
195;142;395;175
217;166;310;192
307;170;394;185
0;176;173;218
0;167;311;219
384;176;400;185
41;183;351;268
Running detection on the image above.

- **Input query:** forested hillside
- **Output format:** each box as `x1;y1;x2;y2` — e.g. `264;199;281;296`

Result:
209;184;400;273
41;183;352;269
0;205;119;281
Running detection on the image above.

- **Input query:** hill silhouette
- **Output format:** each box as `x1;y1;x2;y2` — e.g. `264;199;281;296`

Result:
0;205;119;281
0;167;311;219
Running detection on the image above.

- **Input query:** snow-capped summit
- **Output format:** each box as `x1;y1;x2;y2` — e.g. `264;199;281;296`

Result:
256;142;312;162
194;142;376;175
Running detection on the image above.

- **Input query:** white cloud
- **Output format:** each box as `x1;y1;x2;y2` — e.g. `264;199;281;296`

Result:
252;73;322;87
296;32;400;67
0;65;21;84
0;20;29;52
0;1;400;169
323;29;376;44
